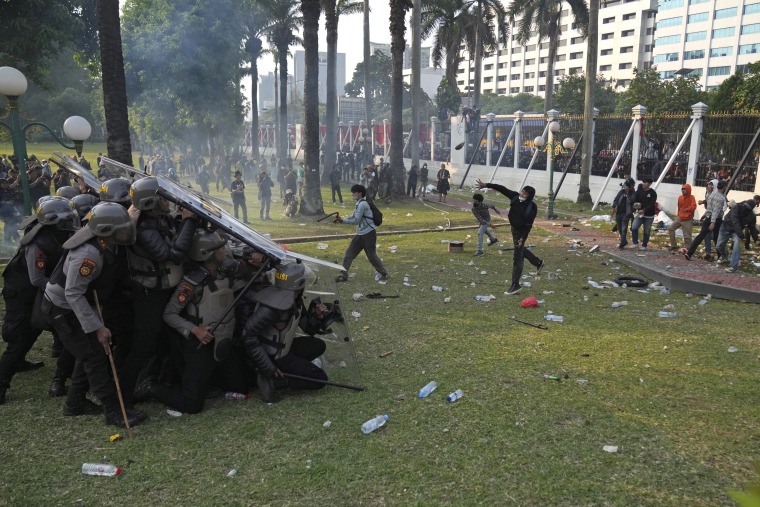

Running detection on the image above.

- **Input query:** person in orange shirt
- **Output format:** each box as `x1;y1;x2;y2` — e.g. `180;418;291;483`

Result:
668;183;697;252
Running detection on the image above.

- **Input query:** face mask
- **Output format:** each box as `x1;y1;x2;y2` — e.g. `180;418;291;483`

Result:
519;196;527;202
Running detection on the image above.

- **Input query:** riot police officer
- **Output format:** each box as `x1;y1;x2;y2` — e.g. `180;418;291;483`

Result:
119;176;197;405
99;177;132;206
242;262;328;403
43;202;144;427
0;197;79;404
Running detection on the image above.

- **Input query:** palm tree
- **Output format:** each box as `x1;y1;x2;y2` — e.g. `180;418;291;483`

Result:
301;0;324;215
578;0;598;204
323;0;363;180
508;0;589;113
421;0;472;104
389;0;413;195
261;0;302;162
242;1;273;162
96;0;133;166
468;0;508;108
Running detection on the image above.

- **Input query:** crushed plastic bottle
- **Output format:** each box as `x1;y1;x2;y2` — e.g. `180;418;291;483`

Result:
82;463;121;476
698;299;709;305
432;286;444;292
474;295;495;301
443;297;451;303
544;315;565;323
418;381;438;398
446;389;464;402
225;392;248;400
658;311;677;318
611;301;628;308
728;346;739;353
361;414;389;434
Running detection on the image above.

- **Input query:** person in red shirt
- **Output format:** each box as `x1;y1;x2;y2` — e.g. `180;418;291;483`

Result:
668;183;697;251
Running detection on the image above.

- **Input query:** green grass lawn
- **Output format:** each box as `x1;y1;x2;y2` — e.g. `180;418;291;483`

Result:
0;146;759;505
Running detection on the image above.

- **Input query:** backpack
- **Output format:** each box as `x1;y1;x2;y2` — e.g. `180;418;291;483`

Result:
367;199;383;227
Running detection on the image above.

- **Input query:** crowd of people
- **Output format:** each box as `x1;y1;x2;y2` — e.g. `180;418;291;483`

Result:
0;168;338;429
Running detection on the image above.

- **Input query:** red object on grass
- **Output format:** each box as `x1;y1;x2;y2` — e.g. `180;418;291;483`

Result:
520;296;539;308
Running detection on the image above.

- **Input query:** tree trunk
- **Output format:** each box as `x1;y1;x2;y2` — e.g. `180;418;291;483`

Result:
278;40;289;163
96;0;133;166
473;1;482;108
578;0;598;204
324;0;338;184
274;58;280;161
410;0;421;172
246;38;262;161
364;0;372;128
301;0;324;215
544;20;559;113
389;0;408;196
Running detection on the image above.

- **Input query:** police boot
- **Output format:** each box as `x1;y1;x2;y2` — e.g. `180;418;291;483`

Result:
63;398;101;416
256;373;279;404
48;370;67;397
18;360;44;372
104;407;144;428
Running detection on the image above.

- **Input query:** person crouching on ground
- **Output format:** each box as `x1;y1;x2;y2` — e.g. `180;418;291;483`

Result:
475;179;544;295
471;193;500;256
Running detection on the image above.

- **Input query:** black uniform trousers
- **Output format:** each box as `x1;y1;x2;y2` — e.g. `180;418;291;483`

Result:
275;336;327;390
150;335;216;414
120;285;174;404
46;305;117;411
0;287;42;389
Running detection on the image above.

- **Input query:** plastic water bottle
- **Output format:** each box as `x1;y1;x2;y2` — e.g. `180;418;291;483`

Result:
432;286;444;292
611;301;628;308
418;381;438;398
361;414;388;434
658;311;677;318
698;299;708;305
82;463;121;476
544;315;565;323
446;389;464;402
474;295;492;301
225;392;248;400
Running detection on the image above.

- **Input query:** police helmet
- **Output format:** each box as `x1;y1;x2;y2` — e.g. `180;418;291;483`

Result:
56;186;80;200
36;196;80;231
86;202;136;245
187;230;228;262
129;176;162;211
99;178;132;204
71;193;100;219
274;262;306;292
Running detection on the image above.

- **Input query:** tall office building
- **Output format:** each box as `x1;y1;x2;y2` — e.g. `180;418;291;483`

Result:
370;42;432;69
292;50;346;104
651;0;760;90
456;0;760;100
258;72;276;114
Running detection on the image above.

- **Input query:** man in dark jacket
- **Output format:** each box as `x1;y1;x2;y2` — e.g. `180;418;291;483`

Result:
631;176;657;250
476;179;544;295
612;178;636;249
717;195;760;273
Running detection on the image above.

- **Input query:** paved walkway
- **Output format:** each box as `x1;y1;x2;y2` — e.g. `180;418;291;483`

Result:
436;193;760;304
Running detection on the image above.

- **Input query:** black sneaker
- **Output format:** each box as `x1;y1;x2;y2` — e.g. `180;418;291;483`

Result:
104;408;144;428
506;285;522;295
536;260;545;276
683;252;692;261
335;272;349;283
63;398;102;416
488;238;499;246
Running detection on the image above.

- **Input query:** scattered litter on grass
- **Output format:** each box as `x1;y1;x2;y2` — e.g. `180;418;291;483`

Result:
662;304;675;311
227;469;238;477
389;246;398;253
406;213;413;217
544;315;565;323
543;374;561;381
520;296;539;308
323;420;332;428
590;215;612;222
480;270;487;275
728;346;739;353
523;282;532;288
316;243;329;250
611;301;628;308
603;445;619;454
587;280;605;289
299;223;306;226
542;290;555;295
380;351;394;358
352;293;363;301
432;286;444;292
583;296;589;301
339;361;347;368
467;261;475;266
658;311;677;318
577;379;589;386
166;410;182;417
466;235;472;239
109;434;122;442
351;311;361;319
362;325;370;331
418;381;438;398
474;295;496;301
443;297;451;303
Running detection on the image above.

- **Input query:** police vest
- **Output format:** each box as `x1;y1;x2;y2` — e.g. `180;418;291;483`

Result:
183;273;236;343
2;227;68;291
127;217;184;290
256;303;301;360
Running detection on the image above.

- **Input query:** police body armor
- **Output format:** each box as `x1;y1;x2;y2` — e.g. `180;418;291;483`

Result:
2;226;67;292
127;217;184;290
257;304;301;360
182;270;235;361
48;237;124;304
